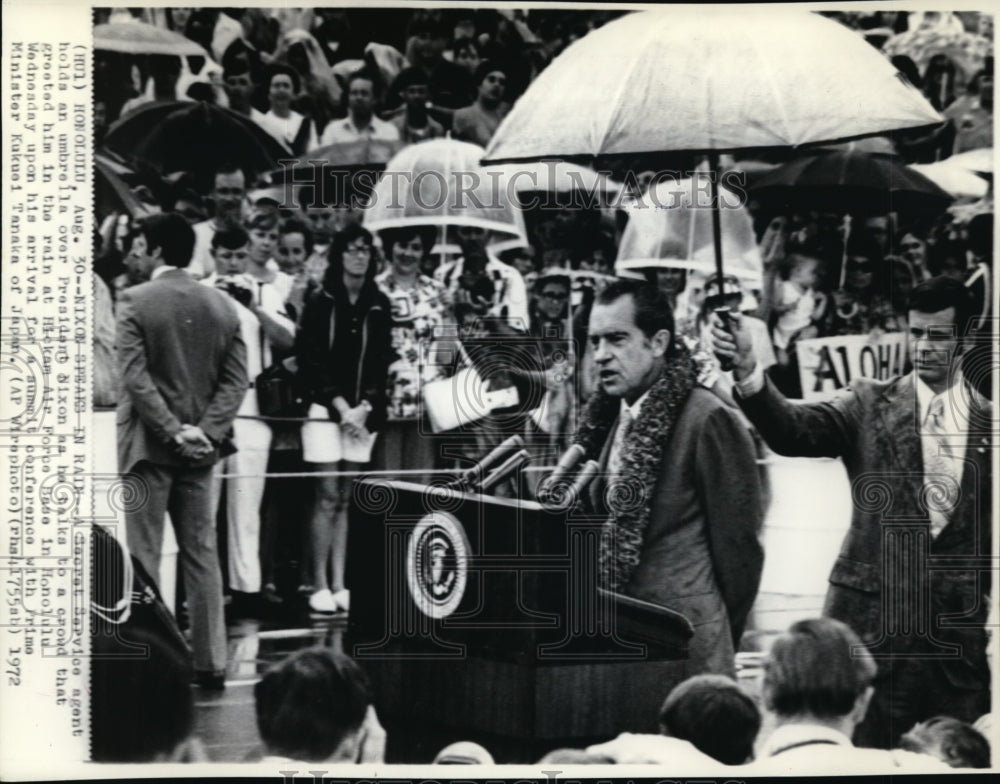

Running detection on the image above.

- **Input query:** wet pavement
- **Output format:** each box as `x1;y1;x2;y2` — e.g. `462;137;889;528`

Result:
192;613;347;762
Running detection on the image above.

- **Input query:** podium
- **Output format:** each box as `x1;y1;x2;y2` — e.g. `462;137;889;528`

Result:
345;471;694;760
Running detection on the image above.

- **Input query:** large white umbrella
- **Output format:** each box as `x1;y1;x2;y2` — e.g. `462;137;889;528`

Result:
615;178;762;286
492;160;622;202
484;9;942;160
363;138;527;243
483;8;943;290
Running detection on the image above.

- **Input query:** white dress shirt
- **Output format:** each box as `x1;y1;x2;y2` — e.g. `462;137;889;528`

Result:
606;389;651;476
319;114;400;146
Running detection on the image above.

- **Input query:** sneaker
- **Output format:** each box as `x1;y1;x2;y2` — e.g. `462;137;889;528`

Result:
308;588;338;614
331;589;350;613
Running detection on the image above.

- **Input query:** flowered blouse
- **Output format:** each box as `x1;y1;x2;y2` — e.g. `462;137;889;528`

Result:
375;270;451;419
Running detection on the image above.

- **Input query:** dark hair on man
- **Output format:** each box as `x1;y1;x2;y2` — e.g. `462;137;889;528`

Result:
595;278;676;353
907;276;975;335
213;160;247;184
658;674;761;765
474;59;508;87
379;225;436;256
764;617;877;720
897;716;991;768
280;217;314;255
265;62;301;94
324;223;376;291
394;66;431;93
254;647;372;762
346;68;378;93
245;210;279;232
212;225;250;251
137;213;196;269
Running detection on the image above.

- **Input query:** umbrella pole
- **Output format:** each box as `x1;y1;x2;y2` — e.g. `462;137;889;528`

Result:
708;151;726;299
839;214;852;289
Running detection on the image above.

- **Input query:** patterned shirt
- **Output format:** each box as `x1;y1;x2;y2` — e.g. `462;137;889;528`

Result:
375;271;450;419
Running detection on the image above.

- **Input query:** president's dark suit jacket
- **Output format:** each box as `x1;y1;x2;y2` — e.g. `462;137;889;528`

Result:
738;374;993;690
591;387;765;668
116;269;248;473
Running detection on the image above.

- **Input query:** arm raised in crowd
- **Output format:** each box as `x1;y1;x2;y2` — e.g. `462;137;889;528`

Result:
711;311;861;458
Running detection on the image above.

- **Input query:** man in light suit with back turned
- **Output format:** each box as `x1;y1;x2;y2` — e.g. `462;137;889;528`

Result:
579;279;764;718
712;275;993;748
117;212;248;690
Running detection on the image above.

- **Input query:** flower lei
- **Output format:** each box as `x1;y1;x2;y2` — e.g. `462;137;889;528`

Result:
574;344;697;591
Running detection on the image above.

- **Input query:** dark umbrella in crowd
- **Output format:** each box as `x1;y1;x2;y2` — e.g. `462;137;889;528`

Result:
102;101;290;187
751;141;954;216
95;154;157;219
483;8;944;296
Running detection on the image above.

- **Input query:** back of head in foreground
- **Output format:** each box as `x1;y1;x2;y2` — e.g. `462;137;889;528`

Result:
757;617;950;772
659;673;761;765
897;716;991;769
764;617;876;729
254;647;375;763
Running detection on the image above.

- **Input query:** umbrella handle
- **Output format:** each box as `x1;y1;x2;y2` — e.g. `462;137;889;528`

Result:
707;151;726;298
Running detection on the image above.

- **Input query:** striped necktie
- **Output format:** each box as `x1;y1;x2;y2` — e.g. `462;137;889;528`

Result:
922;395;959;538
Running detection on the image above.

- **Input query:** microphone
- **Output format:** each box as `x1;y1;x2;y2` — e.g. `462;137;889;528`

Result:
537;443;586;502
449;435;526;490
539;458;599;510
479;449;532;494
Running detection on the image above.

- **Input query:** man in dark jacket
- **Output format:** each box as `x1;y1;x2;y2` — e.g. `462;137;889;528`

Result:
116;213;247;689
579;280;764;708
712;275;993;748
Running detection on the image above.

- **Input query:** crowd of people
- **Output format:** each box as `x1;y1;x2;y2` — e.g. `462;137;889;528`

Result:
92;609;994;767
89;4;995;768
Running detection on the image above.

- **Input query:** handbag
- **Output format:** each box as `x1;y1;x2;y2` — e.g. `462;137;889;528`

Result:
255;355;309;419
421;341;519;433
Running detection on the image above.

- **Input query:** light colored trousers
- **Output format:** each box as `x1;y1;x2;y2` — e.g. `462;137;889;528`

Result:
210;394;272;594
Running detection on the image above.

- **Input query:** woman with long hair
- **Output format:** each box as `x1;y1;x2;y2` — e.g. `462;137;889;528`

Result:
295;224;392;614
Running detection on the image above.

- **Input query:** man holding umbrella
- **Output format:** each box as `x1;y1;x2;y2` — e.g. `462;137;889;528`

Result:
712;276;992;747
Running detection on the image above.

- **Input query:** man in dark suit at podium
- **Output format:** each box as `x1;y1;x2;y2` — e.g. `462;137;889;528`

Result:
579;279;763;683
